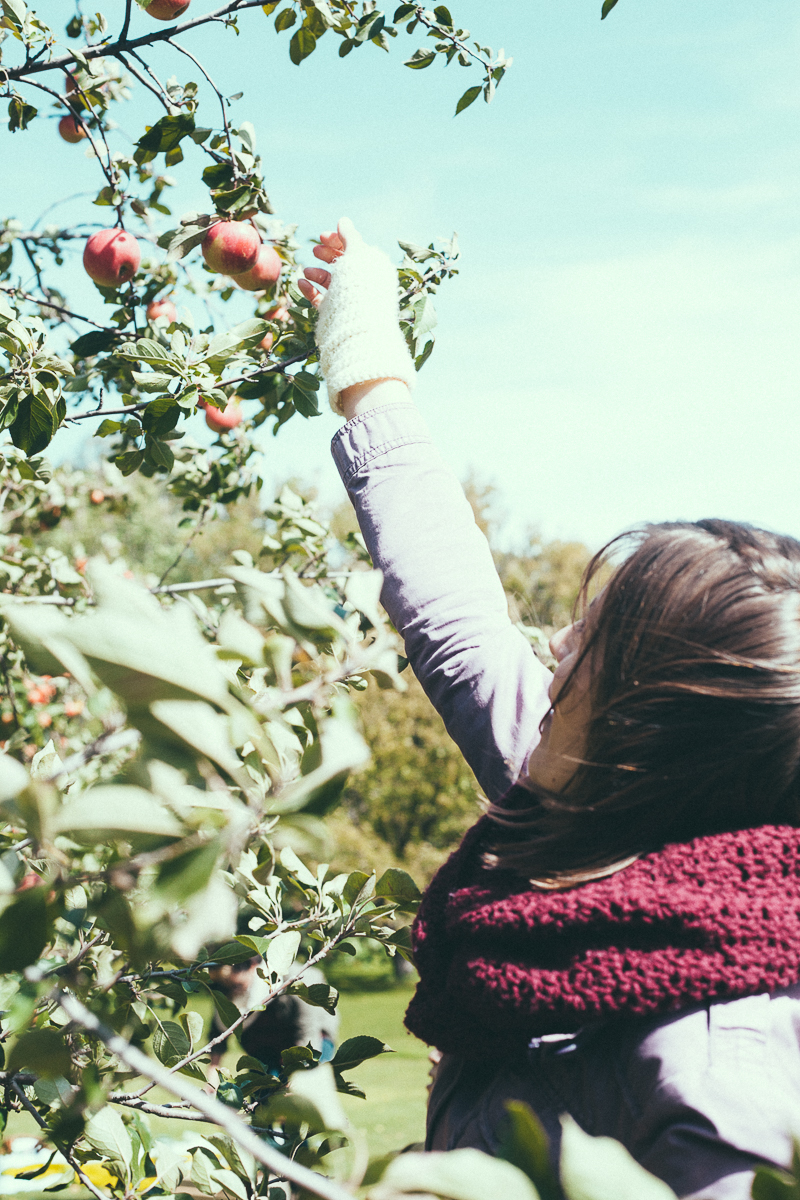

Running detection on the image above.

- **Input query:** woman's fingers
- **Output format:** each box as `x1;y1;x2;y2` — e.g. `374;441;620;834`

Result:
297;277;323;308
313;243;341;265
319;230;344;250
303;266;332;289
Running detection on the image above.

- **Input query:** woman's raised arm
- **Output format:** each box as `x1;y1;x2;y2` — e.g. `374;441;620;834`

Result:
303;221;552;800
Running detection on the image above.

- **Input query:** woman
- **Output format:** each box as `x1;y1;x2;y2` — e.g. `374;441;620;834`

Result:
299;221;800;1200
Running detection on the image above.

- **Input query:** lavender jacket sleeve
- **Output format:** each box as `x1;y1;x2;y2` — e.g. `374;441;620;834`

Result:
331;402;552;801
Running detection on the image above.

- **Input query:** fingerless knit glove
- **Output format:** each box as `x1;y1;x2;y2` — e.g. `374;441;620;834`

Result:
314;221;416;414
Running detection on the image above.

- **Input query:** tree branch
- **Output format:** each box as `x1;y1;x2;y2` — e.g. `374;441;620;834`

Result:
0;283;119;332
57;990;354;1200
10;1080;111;1200
2;1;271;83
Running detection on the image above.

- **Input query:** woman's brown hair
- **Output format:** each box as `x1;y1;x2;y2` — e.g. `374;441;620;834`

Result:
489;519;800;879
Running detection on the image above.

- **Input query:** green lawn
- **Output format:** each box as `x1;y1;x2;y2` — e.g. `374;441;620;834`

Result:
337;983;430;1156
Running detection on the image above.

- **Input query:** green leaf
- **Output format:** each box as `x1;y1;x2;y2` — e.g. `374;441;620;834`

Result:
9;393;55;456
156;842;220;903
70;329;117;358
290;26;317;64
455;84;481;116
433;5;452;25
560;1115;677;1200
290;383;320;418
374;867;422;908
498;1101;559;1200
132;370;174;394
0;888;50;972
330;1035;392;1073
7;1029;70;1080
275;5;296;30
216;1081;244;1109
205;986;241;1031
7;97;37;133
145;437;175;473
288;980;339;1016
84;1106;134;1175
265;929;300;977
52;786;184;843
115;449;145;476
152;1019;190;1066
601;0;620;15
751;1168;800;1200
135;113;196;166
404;48;436;69
379;1149;540;1200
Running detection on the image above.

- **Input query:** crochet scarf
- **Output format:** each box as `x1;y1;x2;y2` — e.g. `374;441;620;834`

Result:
404;796;800;1061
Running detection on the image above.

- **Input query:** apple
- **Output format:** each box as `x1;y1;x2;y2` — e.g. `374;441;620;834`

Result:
202;221;261;276
259;332;274;353
147;297;177;323
200;398;243;432
145;0;190;20
90;489;105;504
58;115;86;144
83;229;141;289
235;244;282;292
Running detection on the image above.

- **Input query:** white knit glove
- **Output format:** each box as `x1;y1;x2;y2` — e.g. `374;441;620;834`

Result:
314;219;416;414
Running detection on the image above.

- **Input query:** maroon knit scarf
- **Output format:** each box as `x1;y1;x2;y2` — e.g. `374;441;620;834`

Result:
404;803;800;1061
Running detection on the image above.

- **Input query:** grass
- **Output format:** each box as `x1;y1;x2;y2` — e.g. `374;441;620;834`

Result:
337;982;430;1157
0;984;429;1195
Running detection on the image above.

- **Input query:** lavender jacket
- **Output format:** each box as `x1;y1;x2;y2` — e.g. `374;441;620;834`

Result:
331;402;800;1200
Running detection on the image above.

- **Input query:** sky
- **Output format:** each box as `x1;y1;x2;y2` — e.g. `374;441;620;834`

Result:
5;1;800;549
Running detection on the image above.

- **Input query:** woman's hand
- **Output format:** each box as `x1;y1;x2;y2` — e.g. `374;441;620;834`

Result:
299;218;413;421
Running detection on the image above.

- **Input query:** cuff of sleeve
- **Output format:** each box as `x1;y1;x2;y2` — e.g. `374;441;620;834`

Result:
330;402;433;487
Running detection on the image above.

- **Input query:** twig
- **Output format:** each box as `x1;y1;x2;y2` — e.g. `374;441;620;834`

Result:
109;1095;209;1120
45;727;140;782
114;51;171;112
10;1080;111;1200
157;503;210;587
119;0;133;45
167;38;238;178
57;990;354;1200
0;283;118;332
3;1;273;82
123;932;348;1100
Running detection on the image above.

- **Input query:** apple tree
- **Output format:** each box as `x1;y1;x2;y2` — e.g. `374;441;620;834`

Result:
0;2;706;1199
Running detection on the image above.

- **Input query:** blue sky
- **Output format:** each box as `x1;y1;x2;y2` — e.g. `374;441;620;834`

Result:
5;2;800;548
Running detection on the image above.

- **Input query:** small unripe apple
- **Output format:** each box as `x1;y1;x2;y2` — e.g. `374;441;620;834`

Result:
58;115;86;144
202;221;260;276
147;297;177;324
201;398;243;432
145;0;190;20
235;244;282;292
83;229;141;289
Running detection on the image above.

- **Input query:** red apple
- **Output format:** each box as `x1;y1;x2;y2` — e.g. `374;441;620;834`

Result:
201;398;243;433
259;332;274;353
145;0;190;20
58;115;86;144
202;221;260;276
83;229;141;289
147;297;177;323
235;244;282;292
